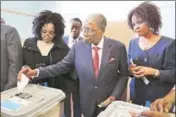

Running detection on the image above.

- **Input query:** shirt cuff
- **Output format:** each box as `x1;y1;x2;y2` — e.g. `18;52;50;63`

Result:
22;65;29;69
31;69;39;79
35;69;39;77
172;85;175;91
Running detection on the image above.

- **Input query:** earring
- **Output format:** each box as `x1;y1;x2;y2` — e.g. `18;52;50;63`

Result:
150;27;154;32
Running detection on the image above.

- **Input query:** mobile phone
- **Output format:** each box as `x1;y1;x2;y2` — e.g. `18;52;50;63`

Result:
130;58;149;85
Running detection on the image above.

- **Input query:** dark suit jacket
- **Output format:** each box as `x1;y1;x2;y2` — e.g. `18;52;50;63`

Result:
38;37;128;117
63;35;83;79
1;24;22;91
160;39;175;83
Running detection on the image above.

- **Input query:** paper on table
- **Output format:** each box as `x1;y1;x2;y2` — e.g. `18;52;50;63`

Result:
17;73;29;93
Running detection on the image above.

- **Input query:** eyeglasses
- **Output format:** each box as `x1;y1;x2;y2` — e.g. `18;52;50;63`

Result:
83;27;99;34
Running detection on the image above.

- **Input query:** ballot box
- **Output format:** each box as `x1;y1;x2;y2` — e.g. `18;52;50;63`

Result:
98;101;150;117
1;84;65;117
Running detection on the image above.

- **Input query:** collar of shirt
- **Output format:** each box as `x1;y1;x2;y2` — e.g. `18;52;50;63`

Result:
68;35;80;43
91;36;104;69
68;35;80;48
91;36;104;49
172;85;176;90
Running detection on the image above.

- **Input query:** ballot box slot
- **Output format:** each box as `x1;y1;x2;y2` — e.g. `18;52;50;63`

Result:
15;93;32;99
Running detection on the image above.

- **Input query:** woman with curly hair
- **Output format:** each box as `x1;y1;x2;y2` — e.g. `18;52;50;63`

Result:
22;10;72;116
127;2;175;106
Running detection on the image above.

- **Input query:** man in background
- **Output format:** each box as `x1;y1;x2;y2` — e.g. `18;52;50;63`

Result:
63;18;83;117
64;18;83;48
1;23;22;91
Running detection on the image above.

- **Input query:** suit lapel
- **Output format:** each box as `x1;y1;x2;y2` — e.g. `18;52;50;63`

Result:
84;38;112;80
98;38;112;78
85;42;95;79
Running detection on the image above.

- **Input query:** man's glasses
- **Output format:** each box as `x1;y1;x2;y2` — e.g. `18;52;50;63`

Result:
83;27;99;34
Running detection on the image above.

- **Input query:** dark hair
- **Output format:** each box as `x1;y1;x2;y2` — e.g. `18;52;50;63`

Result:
32;10;65;42
128;1;162;34
71;17;82;26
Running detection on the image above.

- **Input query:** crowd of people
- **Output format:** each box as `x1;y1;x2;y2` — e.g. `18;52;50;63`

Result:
1;1;175;117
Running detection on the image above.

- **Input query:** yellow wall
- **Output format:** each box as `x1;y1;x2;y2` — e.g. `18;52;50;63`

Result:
104;21;135;48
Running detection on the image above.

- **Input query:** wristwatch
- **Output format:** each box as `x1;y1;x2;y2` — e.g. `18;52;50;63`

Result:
154;69;160;77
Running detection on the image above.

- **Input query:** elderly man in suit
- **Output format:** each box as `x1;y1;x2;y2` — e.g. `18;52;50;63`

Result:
63;17;83;117
19;14;128;117
1;24;22;91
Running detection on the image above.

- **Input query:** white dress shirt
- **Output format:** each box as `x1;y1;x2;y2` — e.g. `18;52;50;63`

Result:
68;35;80;48
91;36;104;69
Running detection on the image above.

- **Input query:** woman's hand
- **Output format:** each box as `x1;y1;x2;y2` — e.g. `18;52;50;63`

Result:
129;64;144;78
151;98;173;112
138;66;156;76
129;65;157;78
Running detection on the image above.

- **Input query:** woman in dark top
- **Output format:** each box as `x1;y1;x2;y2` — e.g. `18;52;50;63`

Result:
127;2;175;106
23;10;72;116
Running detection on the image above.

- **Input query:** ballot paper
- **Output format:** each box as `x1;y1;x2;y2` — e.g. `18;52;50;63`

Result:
17;73;29;93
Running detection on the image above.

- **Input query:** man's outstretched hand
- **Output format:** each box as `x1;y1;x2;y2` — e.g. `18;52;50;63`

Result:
18;66;37;81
